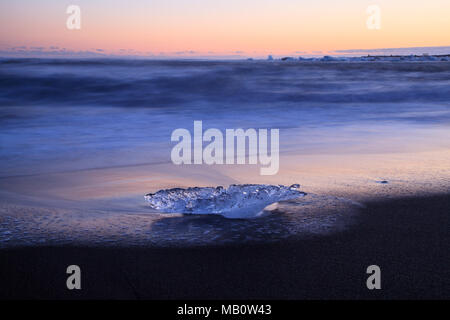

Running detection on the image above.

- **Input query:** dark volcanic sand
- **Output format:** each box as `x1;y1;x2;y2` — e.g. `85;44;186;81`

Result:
1;195;449;300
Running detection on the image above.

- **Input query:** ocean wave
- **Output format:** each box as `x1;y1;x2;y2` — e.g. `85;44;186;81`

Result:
1;59;449;108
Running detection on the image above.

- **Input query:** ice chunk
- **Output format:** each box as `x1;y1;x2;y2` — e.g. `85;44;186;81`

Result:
144;184;306;218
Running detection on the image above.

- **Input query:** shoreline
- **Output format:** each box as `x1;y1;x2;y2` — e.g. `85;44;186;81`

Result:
1;194;450;299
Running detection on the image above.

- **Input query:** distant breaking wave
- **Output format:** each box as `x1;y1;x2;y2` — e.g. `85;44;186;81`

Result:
1;58;450;108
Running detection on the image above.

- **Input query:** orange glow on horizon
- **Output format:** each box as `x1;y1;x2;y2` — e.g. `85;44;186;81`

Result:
0;0;449;57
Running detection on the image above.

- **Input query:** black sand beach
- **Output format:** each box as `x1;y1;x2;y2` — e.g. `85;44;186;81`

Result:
1;194;449;300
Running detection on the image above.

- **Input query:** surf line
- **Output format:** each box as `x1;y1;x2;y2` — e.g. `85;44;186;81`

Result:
170;120;279;175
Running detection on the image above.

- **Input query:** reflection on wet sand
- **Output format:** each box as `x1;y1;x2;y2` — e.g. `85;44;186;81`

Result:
0;193;359;248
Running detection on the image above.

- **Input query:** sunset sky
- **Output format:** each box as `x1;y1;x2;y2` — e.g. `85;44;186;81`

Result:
0;0;449;57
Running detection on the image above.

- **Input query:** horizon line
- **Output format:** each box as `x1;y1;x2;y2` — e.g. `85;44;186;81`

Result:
1;45;450;60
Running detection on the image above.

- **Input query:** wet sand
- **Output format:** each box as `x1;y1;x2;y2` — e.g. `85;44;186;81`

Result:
1;126;449;299
1;194;449;299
